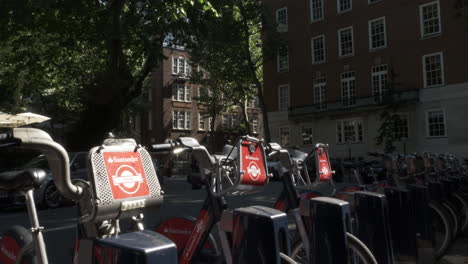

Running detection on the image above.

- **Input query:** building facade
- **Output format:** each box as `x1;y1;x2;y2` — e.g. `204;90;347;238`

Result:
263;0;468;158
137;47;263;148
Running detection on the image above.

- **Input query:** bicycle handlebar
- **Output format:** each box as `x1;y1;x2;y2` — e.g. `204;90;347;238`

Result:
151;143;175;152
11;128;83;200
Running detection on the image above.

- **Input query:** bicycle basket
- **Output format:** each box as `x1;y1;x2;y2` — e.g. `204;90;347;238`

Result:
211;136;269;196
79;138;163;223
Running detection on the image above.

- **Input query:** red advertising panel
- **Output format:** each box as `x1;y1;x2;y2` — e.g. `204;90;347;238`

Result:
317;147;332;181
239;141;267;185
102;152;150;200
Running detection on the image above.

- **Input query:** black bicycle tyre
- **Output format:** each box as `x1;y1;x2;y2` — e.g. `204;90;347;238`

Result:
429;202;451;259
451;193;468;232
290;232;377;264
0;225;35;264
442;201;459;238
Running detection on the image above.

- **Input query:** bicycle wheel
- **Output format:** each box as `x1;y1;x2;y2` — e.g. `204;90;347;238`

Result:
290;232;377;264
451;193;468;232
442;201;459;238
429;202;451;259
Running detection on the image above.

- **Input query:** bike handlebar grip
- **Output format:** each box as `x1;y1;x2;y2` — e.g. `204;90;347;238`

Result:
151;143;173;152
12;128;83;200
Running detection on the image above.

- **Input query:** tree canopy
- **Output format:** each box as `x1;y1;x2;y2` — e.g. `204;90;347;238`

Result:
0;0;217;149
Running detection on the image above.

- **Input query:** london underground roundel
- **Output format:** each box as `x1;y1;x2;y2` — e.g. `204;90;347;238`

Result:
240;141;267;185
103;152;150;199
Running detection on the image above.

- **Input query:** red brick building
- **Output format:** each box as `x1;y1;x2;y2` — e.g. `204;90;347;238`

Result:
263;0;468;157
133;47;263;147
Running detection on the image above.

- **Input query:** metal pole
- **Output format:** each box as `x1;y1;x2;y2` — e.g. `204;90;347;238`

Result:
25;190;48;264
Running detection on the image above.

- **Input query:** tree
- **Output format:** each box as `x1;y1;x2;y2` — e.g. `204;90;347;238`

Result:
183;0;281;142
0;0;217;150
375;68;405;153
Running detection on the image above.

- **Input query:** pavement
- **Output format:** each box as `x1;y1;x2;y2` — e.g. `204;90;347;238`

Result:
0;177;467;263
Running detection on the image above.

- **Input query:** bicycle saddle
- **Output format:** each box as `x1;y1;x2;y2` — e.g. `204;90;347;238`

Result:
0;168;47;191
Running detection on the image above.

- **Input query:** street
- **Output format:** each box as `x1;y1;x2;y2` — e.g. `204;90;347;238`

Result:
1;177;467;264
0;177;283;264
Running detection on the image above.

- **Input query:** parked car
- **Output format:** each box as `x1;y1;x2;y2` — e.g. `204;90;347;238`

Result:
0;152;88;209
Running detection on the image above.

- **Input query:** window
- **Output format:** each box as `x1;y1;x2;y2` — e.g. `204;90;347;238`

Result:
337;119;363;143
222;114;237;129
337;0;352;13
276;7;288;32
420;1;441;38
302;127;313;145
338;27;354;57
185;86;191;102
278;84;289;110
341;71;356;106
148;110;153;130
199;113;206;131
252;118;259;133
371;64;388;102
313;78;326;110
312;35;326;64
178;57;185;74
173;111;192;130
426;109;446;137
394;114;409;140
279;127;290;147
277;46;289;72
423;52;444;87
172;85;191;102
208;117;213;131
368;17;387;50
172;57;178;74
310;0;324;22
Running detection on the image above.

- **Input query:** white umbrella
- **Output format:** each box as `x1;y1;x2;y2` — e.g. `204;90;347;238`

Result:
0;112;23;128
1;112;51;127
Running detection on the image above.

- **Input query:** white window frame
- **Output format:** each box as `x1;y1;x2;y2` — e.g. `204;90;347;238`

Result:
278;84;290;111
371;64;388;102
336;118;364;143
341;71;356;107
276;7;288;32
338;26;354;57
252;117;259;134
425;108;447;138
394;113;409;140
368;17;387;50
208;117;213;131
277;46;289;72
198;112;206;131
310;0;324;22
313;78;326;110
337;0;352;14
172;57;178;74
279;127;290;147
311;35;326;64
422;52;445;88
302;127;314;146
172;84;192;102
419;1;442;38
173;111;192;130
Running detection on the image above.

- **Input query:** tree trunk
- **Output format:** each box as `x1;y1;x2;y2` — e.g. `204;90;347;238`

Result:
239;2;271;142
240;100;251;134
